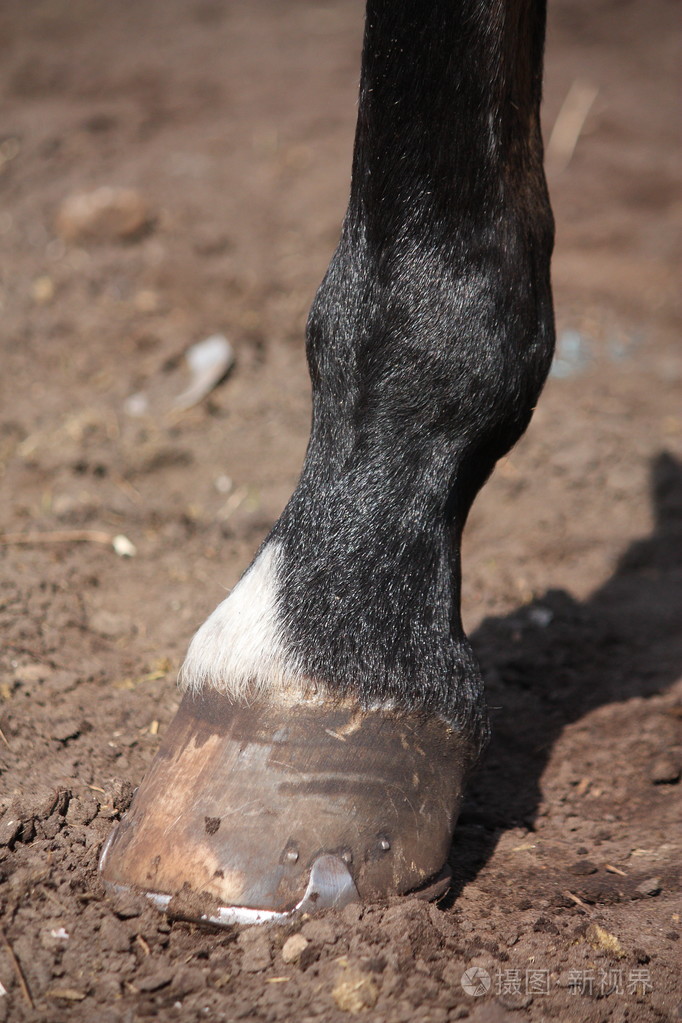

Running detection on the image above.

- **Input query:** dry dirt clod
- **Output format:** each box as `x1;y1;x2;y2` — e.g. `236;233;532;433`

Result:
88;609;135;639
12;664;47;686
649;755;681;784
135;968;174;992
170;966;209;997
281;933;309;963
56;186;149;243
50;719;81;743
104;779;135;812
98;916;131;953
498;992;533;1011
332;966;379;1013
586;923;626;958
237;929;272;973
300;917;339;944
111;891;147;920
567;859;598;875
0;815;21;848
65;794;98;826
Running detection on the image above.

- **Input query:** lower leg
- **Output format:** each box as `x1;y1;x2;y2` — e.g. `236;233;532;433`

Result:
181;0;554;744
101;0;554;916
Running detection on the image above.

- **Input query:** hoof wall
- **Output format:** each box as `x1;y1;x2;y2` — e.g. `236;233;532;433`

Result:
100;691;471;923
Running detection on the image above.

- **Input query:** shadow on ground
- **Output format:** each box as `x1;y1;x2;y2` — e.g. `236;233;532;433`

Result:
446;451;682;897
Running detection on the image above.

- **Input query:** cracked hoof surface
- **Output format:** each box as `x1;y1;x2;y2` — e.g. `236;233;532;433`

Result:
100;691;472;924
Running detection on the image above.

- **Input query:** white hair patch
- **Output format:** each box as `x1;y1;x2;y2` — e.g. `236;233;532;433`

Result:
178;542;303;700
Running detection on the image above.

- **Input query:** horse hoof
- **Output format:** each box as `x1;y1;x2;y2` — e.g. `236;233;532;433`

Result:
99;691;473;924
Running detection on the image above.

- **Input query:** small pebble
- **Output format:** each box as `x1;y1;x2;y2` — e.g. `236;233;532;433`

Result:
56;186;149;243
635;877;662;897
123;392;149;417
214;474;233;494
281;934;309;964
172;334;234;411
112;534;137;558
528;606;553;627
32;276;55;304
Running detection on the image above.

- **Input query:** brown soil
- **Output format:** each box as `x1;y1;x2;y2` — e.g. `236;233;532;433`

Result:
0;1;680;1021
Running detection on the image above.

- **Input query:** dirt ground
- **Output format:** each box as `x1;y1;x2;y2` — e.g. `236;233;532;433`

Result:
0;1;680;1020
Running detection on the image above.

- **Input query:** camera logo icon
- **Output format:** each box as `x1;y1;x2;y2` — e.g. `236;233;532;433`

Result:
460;966;492;997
